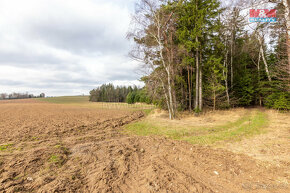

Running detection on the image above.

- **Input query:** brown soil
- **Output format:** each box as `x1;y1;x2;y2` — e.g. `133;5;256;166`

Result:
0;100;288;192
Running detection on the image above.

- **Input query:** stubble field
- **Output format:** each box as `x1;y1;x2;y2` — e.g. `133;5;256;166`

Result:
0;98;289;193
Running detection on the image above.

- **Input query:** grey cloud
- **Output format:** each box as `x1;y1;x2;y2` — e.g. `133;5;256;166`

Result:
0;69;138;90
28;18;129;55
0;0;141;96
0;50;64;66
0;49;88;74
0;79;26;87
105;67;139;81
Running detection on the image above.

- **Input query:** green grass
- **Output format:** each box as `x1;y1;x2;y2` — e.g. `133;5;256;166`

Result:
49;155;61;163
49;154;63;165
37;96;89;104
124;110;268;145
142;108;155;116
0;144;13;151
36;96;155;111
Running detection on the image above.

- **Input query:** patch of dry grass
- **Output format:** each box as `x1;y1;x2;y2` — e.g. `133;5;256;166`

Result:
223;109;290;167
149;108;248;127
124;108;268;145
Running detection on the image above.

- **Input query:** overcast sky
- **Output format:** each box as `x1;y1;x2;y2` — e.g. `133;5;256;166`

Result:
0;0;142;96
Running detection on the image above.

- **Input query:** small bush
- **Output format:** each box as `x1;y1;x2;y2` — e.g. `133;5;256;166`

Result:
265;92;290;110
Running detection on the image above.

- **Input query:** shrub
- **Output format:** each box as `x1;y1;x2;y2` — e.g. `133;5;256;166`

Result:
265;92;290;110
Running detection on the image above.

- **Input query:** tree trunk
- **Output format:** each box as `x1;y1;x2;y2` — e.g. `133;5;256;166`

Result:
223;50;230;106
181;67;185;108
283;0;290;77
260;45;272;81
230;7;239;89
167;69;175;119
195;40;199;111
181;80;185;108
172;85;177;113
199;53;203;111
257;50;262;106
170;30;177;113
258;50;261;81
194;1;201;112
287;29;290;80
230;35;234;89
191;65;193;110
187;66;192;112
213;87;216;111
161;79;172;120
256;34;271;81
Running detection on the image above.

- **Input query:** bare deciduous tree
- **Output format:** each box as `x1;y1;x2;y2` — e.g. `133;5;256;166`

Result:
128;0;177;119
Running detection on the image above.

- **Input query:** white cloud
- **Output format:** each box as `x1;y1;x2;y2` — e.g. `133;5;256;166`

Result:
0;0;141;96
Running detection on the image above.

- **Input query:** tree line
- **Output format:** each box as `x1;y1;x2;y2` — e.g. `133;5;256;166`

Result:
0;92;45;100
126;89;152;104
89;84;151;104
128;0;290;119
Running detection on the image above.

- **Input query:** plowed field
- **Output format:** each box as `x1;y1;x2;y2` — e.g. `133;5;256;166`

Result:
0;99;288;192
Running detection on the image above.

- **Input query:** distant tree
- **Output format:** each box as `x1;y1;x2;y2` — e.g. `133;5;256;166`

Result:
89;84;151;103
126;92;135;104
0;93;7;100
0;92;37;100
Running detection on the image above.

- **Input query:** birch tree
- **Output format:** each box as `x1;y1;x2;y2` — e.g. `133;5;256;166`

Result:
128;0;177;119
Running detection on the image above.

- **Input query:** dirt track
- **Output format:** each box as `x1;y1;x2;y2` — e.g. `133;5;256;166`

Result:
0;100;288;192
